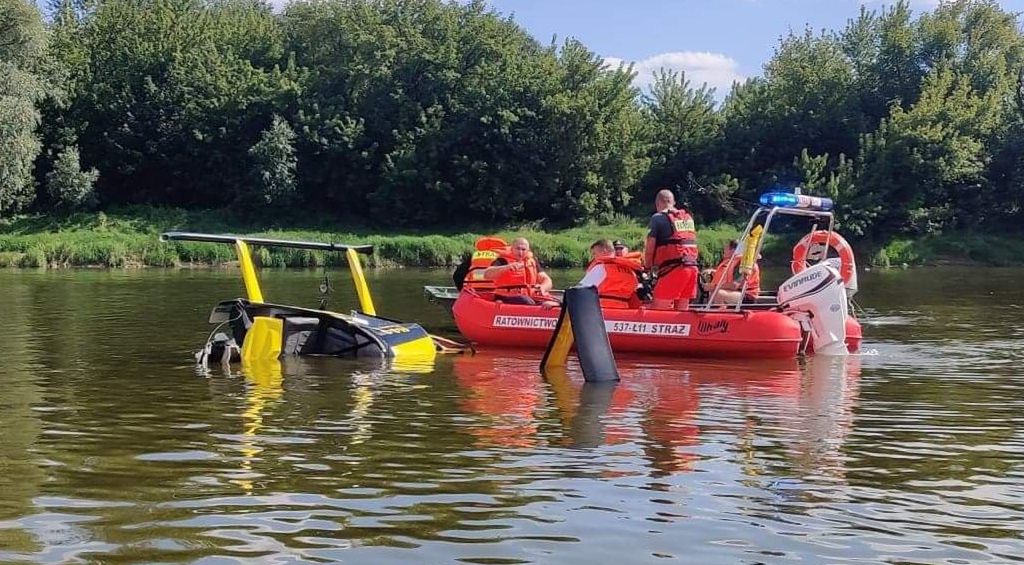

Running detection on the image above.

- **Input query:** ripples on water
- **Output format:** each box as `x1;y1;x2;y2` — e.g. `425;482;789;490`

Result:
0;268;1022;563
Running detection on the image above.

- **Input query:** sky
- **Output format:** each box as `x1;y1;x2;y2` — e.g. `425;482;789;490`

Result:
473;0;1024;98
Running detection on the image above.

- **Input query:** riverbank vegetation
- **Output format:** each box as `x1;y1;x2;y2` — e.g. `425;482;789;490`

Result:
2;0;1023;266
3;207;1019;269
0;206;749;268
873;233;1024;267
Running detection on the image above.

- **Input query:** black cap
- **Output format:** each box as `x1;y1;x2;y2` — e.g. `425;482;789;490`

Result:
612;240;625;248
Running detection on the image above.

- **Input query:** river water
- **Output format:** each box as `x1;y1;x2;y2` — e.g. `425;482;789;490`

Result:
0;267;1022;563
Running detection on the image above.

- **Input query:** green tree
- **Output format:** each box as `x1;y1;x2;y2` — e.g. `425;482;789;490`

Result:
0;0;45;67
10;0;1024;242
249;115;298;206
285;0;645;226
720;29;857;199
539;40;648;223
985;66;1024;224
718;0;1024;240
0;0;46;214
46;144;98;211
794;149;862;233
918;0;1024;97
642;69;730;221
857;68;999;236
717;77;772;188
918;0;1024;226
285;0;561;224
52;0;293;208
841;2;923;125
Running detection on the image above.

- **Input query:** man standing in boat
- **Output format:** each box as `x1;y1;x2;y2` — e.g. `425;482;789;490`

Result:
644;189;699;310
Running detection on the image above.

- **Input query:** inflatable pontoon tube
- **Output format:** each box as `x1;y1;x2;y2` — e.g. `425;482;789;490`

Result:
540;286;619;382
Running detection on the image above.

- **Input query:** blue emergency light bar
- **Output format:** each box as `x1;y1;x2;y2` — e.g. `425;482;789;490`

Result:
759;191;834;211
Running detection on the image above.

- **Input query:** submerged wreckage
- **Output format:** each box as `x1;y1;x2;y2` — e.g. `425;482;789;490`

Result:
161;232;467;370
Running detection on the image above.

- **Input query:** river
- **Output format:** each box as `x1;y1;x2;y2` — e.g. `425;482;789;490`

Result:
0;267;1022;563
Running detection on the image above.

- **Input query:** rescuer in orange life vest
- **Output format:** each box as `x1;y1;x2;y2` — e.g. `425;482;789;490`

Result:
644;189;699;310
578;239;644;308
702;239;761;305
482;237;555;305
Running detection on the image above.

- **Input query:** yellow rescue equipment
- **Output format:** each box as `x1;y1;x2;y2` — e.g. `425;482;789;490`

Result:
161;232;469;368
740;224;764;277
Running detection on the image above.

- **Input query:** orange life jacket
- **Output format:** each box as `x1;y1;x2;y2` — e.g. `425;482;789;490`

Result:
742;262;760;299
588;253;643;308
710;253;759;299
652;208;699;276
463;236;510;294
710;255;739;289
493;253;541;298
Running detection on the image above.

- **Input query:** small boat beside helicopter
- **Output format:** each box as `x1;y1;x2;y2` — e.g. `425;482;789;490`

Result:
425;191;863;359
161;232;468;369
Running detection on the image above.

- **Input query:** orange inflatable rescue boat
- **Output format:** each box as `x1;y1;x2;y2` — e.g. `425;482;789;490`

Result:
429;191;863;359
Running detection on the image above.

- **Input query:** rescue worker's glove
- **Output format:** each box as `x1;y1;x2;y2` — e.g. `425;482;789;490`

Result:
637;271;655;302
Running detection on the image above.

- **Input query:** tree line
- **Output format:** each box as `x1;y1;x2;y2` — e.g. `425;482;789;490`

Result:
1;0;1023;242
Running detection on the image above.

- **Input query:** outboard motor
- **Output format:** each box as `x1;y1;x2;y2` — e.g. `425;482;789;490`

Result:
777;262;849;356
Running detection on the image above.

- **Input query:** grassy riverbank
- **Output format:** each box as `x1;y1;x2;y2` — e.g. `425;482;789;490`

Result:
0;207;748;269
3;207;1021;269
872;233;1024;268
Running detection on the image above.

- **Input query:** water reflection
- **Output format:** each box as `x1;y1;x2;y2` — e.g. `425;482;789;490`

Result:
0;276;45;555
545;369;620;448
453;354;544;449
1;268;1023;563
236;360;284;493
789;356;861;481
451;352;862;480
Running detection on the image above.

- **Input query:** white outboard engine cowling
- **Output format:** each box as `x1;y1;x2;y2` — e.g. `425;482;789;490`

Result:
777;262;849;356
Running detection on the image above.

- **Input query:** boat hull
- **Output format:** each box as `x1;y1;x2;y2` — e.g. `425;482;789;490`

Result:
455;293;855;359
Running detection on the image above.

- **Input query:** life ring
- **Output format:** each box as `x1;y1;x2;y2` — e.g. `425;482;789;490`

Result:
791;230;858;295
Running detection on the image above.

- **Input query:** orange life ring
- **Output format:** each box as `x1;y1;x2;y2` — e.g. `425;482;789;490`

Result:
791;230;858;294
